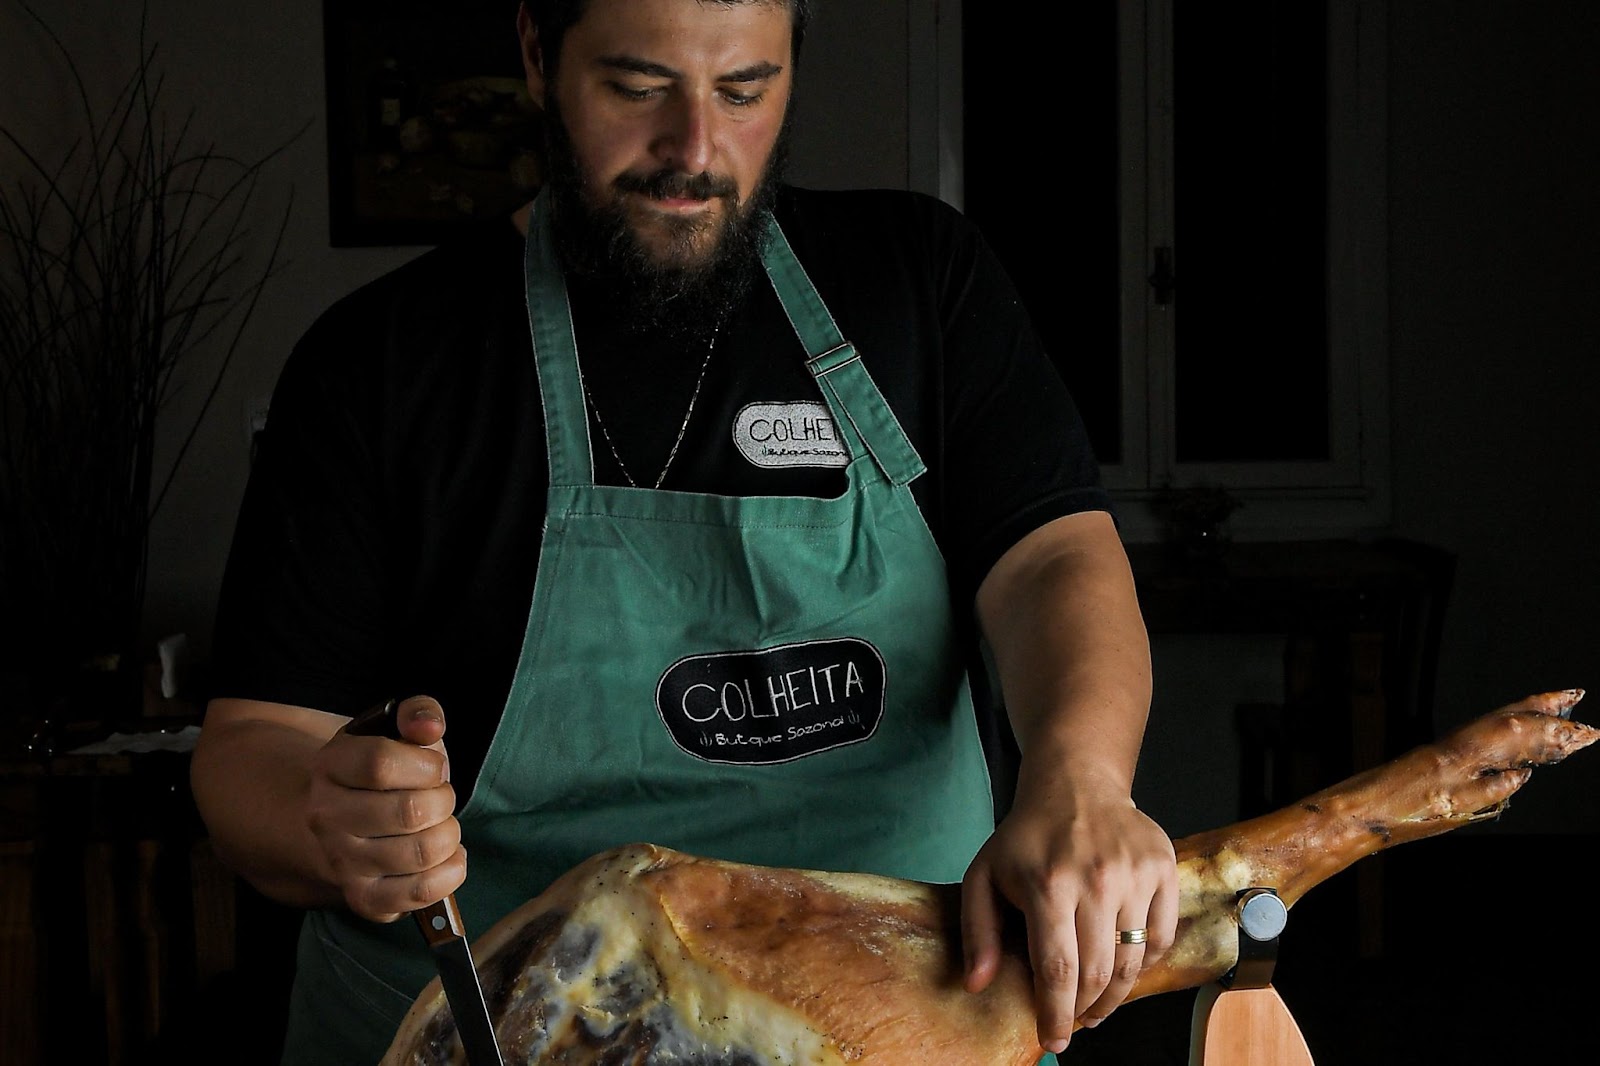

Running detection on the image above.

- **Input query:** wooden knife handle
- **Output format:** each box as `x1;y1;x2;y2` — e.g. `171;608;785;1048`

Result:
413;896;467;947
345;697;403;739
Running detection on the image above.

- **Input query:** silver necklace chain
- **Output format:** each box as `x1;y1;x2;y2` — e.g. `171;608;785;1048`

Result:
584;326;719;490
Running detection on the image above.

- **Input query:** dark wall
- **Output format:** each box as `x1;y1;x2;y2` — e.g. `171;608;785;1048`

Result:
1386;0;1600;831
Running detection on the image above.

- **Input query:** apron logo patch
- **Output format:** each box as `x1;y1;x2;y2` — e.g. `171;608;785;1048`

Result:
656;638;885;764
732;401;851;469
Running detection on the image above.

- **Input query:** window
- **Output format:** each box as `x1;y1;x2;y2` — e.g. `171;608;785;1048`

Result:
963;0;1390;541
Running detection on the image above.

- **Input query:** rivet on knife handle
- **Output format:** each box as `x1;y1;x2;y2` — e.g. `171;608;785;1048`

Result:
416;896;466;947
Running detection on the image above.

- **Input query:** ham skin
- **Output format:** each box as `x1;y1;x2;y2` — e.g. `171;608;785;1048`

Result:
379;689;1595;1065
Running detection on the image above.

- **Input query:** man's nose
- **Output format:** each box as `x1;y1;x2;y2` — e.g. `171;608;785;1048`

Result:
654;93;716;175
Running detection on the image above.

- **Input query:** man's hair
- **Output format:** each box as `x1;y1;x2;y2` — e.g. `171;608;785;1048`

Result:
523;0;813;74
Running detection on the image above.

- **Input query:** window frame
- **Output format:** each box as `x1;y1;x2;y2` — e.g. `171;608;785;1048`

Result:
938;0;1392;542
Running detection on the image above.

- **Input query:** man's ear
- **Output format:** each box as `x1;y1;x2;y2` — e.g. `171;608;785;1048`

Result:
516;3;547;109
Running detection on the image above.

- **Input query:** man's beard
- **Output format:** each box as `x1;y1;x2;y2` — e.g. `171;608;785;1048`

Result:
542;90;791;343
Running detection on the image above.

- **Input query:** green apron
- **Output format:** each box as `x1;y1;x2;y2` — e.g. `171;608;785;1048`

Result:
280;194;1015;1064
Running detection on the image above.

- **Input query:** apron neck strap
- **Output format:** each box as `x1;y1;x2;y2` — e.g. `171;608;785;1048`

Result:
525;192;594;487
761;216;925;488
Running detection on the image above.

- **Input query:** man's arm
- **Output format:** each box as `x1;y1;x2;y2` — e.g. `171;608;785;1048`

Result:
961;509;1179;1055
190;696;465;920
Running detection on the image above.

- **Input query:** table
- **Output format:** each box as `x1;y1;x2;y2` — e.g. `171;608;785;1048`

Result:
0;716;296;1066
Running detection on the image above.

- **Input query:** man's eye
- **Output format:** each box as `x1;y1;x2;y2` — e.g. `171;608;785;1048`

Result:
721;88;763;107
609;82;661;101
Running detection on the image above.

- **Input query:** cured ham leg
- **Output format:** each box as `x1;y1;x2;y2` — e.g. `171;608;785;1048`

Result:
380;690;1595;1066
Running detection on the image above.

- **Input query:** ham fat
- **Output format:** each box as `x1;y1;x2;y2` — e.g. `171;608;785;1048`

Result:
380;689;1595;1065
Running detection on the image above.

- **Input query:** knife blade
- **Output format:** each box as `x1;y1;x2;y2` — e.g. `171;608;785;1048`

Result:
412;894;505;1066
346;698;506;1066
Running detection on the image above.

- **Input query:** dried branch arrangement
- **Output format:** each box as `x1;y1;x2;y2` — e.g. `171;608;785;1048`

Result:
0;1;299;701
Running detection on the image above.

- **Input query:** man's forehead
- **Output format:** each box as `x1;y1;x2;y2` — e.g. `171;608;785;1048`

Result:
571;0;796;20
566;0;795;57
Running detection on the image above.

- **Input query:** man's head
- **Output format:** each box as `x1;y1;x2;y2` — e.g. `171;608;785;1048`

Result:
517;0;809;337
519;0;812;76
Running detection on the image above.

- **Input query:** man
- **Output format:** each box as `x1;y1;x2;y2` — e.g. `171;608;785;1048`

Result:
190;1;1178;1063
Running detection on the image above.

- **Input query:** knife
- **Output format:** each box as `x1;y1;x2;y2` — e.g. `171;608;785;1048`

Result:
346;698;506;1066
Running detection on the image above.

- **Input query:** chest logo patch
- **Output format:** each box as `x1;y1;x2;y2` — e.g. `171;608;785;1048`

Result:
732;401;851;468
656;637;885;764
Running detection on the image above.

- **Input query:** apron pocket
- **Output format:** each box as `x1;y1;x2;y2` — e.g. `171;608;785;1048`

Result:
281;913;423;1065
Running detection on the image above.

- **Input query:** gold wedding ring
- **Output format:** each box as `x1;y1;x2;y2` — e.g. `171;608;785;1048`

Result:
1116;927;1149;945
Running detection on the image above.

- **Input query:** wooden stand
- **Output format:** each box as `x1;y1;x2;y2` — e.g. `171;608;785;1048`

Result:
1189;982;1315;1066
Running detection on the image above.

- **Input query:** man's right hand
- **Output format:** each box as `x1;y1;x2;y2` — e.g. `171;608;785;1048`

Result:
306;695;465;922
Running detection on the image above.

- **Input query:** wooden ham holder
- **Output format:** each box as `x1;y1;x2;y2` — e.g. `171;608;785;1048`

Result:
1187;887;1315;1065
1190;985;1315;1065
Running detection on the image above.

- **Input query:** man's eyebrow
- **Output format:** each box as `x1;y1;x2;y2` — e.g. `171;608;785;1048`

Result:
597;55;785;83
723;60;785;83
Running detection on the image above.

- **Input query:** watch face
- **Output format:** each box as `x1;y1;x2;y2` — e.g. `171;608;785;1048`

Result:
1239;890;1289;941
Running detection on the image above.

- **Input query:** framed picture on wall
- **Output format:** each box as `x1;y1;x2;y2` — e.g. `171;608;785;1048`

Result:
323;0;545;246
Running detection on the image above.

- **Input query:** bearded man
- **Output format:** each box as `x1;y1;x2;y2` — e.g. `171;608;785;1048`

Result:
191;3;1176;1064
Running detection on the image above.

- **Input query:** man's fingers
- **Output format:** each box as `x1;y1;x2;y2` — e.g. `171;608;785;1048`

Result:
346;844;468;922
307;697;462;921
342;812;463;879
959;860;1003;994
322;732;450;791
1144;872;1180;964
396;695;447;748
1078;907;1150;1027
308;780;456;841
1026;891;1087;1053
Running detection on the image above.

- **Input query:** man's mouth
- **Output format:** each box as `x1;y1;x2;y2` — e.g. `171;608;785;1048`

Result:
616;170;736;209
645;194;715;215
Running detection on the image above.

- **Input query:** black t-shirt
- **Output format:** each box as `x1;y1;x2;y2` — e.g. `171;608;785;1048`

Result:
212;185;1112;796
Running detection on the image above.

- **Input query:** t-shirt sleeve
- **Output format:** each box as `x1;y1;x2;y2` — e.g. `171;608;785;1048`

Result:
933;204;1114;603
209;303;392;716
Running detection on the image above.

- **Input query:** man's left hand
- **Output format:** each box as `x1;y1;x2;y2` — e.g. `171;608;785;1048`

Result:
959;770;1178;1055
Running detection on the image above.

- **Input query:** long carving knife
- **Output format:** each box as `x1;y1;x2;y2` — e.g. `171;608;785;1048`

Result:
346;698;505;1066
